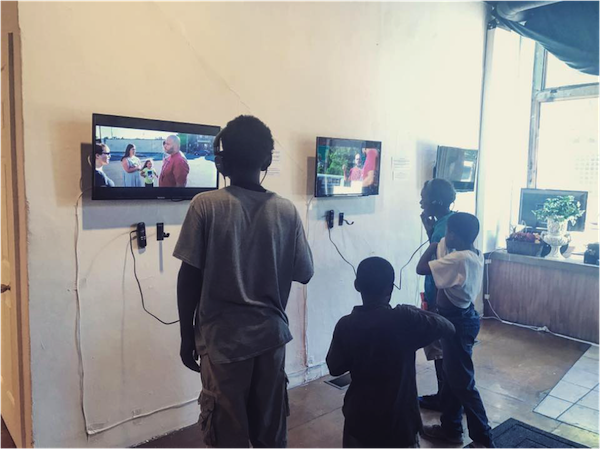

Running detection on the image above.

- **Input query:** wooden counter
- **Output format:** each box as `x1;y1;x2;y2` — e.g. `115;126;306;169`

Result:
484;251;599;343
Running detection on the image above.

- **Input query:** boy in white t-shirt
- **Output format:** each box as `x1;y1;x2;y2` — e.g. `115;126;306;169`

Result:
416;212;494;448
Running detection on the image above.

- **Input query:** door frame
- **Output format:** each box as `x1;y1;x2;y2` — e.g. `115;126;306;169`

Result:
1;2;33;447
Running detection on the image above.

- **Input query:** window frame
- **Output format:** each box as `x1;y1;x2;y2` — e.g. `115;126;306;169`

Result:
526;44;599;188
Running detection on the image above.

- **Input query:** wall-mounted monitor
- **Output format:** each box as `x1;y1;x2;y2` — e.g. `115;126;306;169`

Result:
92;114;220;200
435;146;478;192
315;137;382;198
519;188;588;232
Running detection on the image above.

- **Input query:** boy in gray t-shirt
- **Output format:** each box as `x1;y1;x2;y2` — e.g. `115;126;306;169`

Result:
174;116;313;448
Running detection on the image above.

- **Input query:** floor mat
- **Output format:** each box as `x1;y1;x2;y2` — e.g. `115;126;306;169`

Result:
489;418;587;448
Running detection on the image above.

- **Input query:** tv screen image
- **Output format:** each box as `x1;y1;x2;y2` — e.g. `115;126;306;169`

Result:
315;137;382;198
435;146;478;192
92;114;220;200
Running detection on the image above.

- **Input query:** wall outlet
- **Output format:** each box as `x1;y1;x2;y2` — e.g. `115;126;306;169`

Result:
338;212;344;226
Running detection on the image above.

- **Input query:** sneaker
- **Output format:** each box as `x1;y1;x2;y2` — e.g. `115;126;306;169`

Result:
418;394;443;411
422;424;464;445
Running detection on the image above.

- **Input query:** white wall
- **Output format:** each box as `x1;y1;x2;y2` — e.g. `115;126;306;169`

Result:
18;2;487;447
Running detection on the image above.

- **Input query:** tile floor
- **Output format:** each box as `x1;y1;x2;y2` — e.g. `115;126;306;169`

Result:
138;320;599;448
534;346;600;434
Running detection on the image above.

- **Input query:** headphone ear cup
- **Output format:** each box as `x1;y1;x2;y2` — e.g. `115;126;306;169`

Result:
215;154;230;177
261;154;272;172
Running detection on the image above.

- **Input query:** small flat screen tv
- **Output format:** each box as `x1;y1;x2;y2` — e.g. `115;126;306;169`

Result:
315;137;382;198
435;146;478;192
92;114;220;200
519;188;588;232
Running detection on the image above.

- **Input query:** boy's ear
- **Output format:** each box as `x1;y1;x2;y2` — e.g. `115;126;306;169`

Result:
354;279;361;293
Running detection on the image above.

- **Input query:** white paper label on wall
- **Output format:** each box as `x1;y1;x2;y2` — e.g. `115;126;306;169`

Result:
391;156;411;181
267;150;281;177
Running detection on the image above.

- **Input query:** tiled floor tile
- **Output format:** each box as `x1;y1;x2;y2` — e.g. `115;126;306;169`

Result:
578;390;600;411
583;345;599;361
549;380;591;403
534;396;573;420
558;404;600;433
552;423;600;448
562;367;600;389
572;355;600;375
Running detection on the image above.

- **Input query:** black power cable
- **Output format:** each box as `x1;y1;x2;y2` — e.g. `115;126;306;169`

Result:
327;227;357;277
129;231;179;325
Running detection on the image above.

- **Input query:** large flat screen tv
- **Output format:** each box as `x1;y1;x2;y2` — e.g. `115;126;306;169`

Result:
92;114;220;200
434;146;478;192
315;137;382;198
519;188;588;232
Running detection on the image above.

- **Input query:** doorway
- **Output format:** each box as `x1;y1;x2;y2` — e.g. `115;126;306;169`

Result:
1;2;32;447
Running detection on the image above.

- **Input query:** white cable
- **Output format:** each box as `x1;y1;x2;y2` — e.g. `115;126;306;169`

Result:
396;240;428;291
303;195;314;369
74;190;90;436
86;397;198;436
305;195;314;242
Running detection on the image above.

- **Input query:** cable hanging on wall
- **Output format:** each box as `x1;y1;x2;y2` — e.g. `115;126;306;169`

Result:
128;230;179;326
327;227;357;277
395;240;429;291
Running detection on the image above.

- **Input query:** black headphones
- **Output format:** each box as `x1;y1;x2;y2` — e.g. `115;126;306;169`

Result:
213;128;273;177
213;130;229;177
424;180;445;207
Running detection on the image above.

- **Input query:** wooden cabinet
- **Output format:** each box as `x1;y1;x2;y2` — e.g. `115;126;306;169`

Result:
485;252;599;343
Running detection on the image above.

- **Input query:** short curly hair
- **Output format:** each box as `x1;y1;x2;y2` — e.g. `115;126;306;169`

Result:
356;257;395;296
220;115;274;170
424;178;456;207
447;212;480;245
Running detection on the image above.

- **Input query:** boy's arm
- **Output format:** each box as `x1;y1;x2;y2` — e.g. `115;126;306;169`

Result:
177;262;203;372
416;242;438;275
174;202;206;373
293;211;314;284
429;252;466;290
400;305;456;350
326;321;350;376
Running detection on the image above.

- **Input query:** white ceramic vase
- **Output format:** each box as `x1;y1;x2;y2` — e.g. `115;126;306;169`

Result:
541;218;571;259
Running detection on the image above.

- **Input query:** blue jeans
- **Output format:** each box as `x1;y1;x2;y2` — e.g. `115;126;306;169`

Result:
438;304;493;447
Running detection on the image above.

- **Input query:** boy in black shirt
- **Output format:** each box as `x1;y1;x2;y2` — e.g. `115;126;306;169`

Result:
326;257;455;448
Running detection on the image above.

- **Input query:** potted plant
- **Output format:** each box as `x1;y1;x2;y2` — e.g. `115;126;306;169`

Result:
506;230;543;256
533;195;585;259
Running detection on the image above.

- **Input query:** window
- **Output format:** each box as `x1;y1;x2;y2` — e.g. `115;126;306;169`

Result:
545;52;599;89
528;45;599;248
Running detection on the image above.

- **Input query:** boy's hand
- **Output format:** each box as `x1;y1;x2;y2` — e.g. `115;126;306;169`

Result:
420;212;436;235
180;337;200;372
